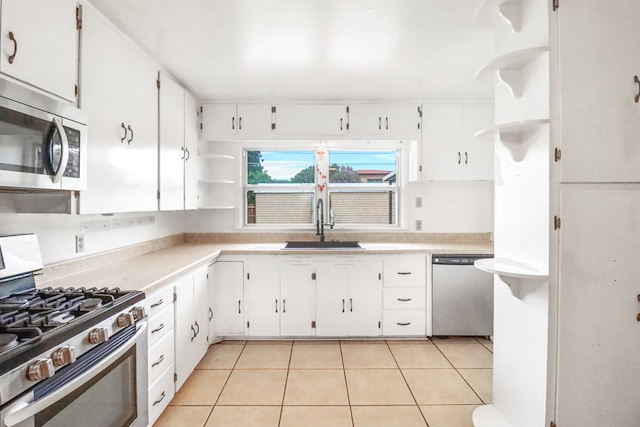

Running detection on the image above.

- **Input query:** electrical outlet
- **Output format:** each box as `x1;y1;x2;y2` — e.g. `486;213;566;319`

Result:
75;234;85;253
415;220;422;231
415;197;422;208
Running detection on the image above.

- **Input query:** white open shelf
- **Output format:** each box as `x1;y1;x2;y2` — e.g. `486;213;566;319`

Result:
475;119;549;151
199;153;235;160
198;179;236;184
198;205;235;210
475;0;522;32
476;47;548;98
475;258;548;298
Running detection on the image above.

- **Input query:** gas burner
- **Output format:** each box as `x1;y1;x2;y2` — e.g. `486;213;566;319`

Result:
80;298;102;311
0;333;17;351
0;298;29;310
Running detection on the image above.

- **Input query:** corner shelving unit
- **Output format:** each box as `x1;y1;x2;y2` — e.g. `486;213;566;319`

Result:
475;0;522;32
197;150;238;210
475;47;548;98
475;258;548;298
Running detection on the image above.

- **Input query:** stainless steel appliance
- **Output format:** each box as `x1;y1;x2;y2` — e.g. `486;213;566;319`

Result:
0;234;148;427
0;79;87;191
432;254;494;337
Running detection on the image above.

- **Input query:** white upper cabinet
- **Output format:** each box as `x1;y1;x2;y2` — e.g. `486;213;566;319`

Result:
0;0;79;102
420;103;494;181
78;4;158;214
200;103;273;140
158;72;184;211
184;92;199;210
348;104;420;137
273;104;347;135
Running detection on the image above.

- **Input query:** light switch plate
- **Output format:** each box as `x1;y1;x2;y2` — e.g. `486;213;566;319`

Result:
75;234;85;253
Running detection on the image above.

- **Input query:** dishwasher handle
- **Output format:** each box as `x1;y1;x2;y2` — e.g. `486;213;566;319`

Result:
432;255;493;266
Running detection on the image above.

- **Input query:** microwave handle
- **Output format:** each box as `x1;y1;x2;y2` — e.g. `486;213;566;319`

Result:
50;117;69;184
3;322;147;427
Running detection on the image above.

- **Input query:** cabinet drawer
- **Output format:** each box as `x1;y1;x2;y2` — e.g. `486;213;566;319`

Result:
383;258;426;287
148;331;175;386
382;310;426;336
148;304;174;347
383;288;426;310
147;286;174;318
148;364;175;426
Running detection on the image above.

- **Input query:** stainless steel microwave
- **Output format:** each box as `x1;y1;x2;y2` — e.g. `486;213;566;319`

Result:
0;78;87;191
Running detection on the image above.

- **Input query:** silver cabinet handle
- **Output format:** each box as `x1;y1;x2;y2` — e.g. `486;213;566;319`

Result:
50;117;69;184
150;299;164;309
194;321;200;336
180;146;185;160
185;148;190;161
153;391;166;406
397;322;411;326
126;125;133;144
397;298;412;302
151;323;165;334
151;354;165;368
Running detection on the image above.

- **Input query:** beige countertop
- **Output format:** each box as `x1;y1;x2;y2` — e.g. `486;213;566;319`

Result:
37;237;493;295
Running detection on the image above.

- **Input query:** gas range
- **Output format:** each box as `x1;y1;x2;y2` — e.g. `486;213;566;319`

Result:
0;234;148;427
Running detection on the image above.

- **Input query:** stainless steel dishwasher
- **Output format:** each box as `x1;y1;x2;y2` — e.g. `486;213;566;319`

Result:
432;254;494;337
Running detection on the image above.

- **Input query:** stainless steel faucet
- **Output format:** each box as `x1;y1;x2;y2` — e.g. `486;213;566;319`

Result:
315;198;334;242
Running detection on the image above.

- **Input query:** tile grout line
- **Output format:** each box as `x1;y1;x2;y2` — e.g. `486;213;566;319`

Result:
384;340;431;427
201;341;248;426
338;341;356;427
277;342;294;427
432;340;487;405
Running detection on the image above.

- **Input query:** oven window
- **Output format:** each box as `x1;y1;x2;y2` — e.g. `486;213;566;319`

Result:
35;346;137;427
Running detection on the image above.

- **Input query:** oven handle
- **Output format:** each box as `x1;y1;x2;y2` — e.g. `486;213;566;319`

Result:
3;322;147;427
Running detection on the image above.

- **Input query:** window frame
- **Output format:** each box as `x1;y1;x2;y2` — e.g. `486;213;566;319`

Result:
241;141;408;230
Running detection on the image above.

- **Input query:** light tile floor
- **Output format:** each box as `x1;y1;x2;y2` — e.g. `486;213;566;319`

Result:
155;338;492;427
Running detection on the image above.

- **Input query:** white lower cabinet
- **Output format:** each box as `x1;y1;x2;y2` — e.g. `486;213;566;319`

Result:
211;261;245;336
315;258;382;337
174;265;210;391
381;256;427;336
146;287;175;426
280;263;315;336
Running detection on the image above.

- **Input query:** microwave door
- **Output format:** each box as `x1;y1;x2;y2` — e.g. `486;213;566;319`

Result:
59;118;87;191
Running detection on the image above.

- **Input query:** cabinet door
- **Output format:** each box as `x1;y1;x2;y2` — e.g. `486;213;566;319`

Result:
347;104;386;135
122;46;158;212
78;6;128;213
201;104;237;140
347;261;382;336
192;266;210;354
237;104;273;136
246;261;280;336
558;1;640;183
159;72;185;211
173;275;194;391
461;104;494;181
184;92;199;210
0;0;78;102
384;105;421;136
212;261;245;335
280;266;315;336
274;104;347;135
420;104;464;180
315;266;348;337
555;187;640;426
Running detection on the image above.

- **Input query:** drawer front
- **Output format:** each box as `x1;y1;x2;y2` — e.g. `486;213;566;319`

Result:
148;364;175;426
382;310;426;336
147;286;174;318
148;304;174;347
148;330;175;386
383;258;426;287
383;288;426;310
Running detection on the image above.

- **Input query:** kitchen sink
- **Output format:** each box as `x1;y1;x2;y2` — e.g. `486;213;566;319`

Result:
283;240;363;250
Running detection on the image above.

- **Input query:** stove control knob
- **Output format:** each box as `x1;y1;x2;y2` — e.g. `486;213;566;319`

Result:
130;306;146;321
52;346;76;367
88;327;109;345
28;359;55;381
116;313;135;327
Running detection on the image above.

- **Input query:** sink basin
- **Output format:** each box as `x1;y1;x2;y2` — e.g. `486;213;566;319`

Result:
283;241;363;250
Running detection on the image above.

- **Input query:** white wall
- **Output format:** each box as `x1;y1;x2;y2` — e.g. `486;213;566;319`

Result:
0;210;185;265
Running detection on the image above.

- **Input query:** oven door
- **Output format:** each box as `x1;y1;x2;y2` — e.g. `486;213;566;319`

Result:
1;322;148;427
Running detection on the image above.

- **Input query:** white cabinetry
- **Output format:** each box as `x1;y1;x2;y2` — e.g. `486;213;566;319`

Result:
146;286;175;426
211;261;245;336
158;73;199;211
246;259;281;336
315;258;382;337
200;103;273;140
78;4;158;214
279;261;315;336
174;265;209;390
348;104;420;137
273;104;347;135
420;104;494;181
0;0;78;102
382;256;426;336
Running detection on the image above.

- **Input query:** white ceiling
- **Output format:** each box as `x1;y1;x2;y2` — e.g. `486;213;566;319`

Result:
88;0;494;102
